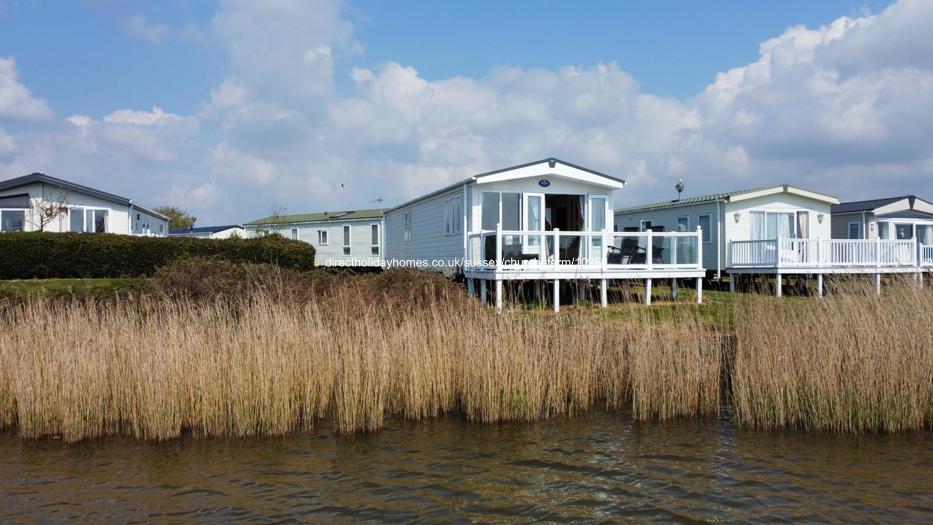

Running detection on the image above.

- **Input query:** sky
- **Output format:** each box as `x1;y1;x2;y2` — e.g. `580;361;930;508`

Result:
1;0;931;224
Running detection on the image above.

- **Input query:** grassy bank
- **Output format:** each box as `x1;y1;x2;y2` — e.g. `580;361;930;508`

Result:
0;265;930;441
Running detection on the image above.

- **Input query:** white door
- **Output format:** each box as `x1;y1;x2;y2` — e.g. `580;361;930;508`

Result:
522;193;544;255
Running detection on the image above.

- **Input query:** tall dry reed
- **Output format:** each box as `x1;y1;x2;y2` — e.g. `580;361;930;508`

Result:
732;277;933;432
0;285;722;442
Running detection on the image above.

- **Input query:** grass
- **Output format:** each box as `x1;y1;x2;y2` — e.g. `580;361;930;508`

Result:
0;278;142;299
0;268;930;441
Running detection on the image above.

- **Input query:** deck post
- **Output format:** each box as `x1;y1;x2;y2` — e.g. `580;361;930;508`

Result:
817;273;823;298
495;222;503;268
480;279;487;304
600;278;608;308
467;278;475;297
672;278;679;299
553;279;560;313
645;278;653;305
553;228;561;268
729;276;735;293
776;273;783;297
696;277;703;304
495;279;503;312
875;273;881;296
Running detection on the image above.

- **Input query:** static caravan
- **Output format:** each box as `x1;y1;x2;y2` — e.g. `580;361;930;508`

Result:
244;209;385;267
614;185;837;279
0;172;168;236
385;158;707;310
169;224;245;239
831;196;933;244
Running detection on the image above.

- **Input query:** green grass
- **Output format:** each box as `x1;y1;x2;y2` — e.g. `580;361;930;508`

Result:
0;278;143;299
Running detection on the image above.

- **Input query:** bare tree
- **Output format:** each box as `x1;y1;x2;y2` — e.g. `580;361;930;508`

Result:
29;190;70;232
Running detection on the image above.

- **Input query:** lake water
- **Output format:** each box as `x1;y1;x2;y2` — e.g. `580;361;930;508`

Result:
1;412;930;523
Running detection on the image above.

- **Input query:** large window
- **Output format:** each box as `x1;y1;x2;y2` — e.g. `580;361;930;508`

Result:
371;224;379;255
698;215;712;243
1;210;25;232
70;207;84;232
481;192;499;230
444;197;463;235
343;225;351;255
86;209;108;233
877;222;889;239
895;223;913;240
749;211;794;240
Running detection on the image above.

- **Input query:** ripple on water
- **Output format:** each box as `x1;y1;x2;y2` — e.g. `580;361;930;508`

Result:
0;413;931;523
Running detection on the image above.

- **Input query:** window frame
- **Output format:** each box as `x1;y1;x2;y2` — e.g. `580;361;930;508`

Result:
317;229;329;245
639;219;653;232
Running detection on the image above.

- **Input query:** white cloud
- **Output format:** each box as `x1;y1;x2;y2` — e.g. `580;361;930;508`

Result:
0;57;53;122
0;128;14;157
123;15;168;44
3;0;933;224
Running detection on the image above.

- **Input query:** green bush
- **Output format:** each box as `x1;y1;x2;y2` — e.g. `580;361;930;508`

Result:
0;232;315;279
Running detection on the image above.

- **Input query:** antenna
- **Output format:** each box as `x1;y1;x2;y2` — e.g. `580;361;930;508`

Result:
371;196;384;204
675;179;684;201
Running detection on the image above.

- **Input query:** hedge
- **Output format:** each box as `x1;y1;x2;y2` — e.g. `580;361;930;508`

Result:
0;232;316;279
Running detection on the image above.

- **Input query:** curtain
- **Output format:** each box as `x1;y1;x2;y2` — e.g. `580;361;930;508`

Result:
750;212;766;240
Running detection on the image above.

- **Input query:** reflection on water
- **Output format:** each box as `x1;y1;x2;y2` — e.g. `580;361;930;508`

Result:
1;412;930;523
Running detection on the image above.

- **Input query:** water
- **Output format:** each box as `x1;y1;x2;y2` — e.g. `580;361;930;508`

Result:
1;413;930;523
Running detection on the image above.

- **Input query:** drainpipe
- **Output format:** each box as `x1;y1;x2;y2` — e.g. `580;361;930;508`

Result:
716;200;722;280
862;211;867;239
462;182;469;274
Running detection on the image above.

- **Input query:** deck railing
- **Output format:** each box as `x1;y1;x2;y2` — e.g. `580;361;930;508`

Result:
729;237;918;268
922;244;933;267
466;226;703;271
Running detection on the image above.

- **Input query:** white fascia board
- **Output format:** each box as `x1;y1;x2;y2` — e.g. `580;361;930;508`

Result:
474;162;625;190
874;199;912;215
730;185;838;205
912;198;933;215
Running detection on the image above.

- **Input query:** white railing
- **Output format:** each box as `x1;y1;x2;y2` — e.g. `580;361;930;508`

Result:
466;226;704;272
729;237;918;268
922;244;933;267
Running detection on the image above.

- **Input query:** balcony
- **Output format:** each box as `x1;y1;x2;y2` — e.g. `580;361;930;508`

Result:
466;227;705;279
729;238;919;272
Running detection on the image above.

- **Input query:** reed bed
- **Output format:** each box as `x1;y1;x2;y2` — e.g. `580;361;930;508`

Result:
732;277;933;432
0;265;930;441
0;281;721;442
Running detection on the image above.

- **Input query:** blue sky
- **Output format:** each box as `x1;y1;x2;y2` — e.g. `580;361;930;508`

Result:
1;0;930;224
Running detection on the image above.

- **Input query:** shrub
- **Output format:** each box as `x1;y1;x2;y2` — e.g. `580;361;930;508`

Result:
0;232;315;279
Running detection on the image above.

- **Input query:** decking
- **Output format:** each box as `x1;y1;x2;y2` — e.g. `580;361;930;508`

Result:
727;238;928;296
464;227;706;310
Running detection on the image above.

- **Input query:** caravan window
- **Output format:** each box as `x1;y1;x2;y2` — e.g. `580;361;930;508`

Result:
404;212;412;241
676;217;688;232
750;211;794;240
291;228;298;240
698;215;711;242
70;207;85;232
343;225;351;255
317;230;328;245
895;223;913;240
445;197;463;234
639;220;652;232
848;222;862;239
371;224;380;255
1;210;25;232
